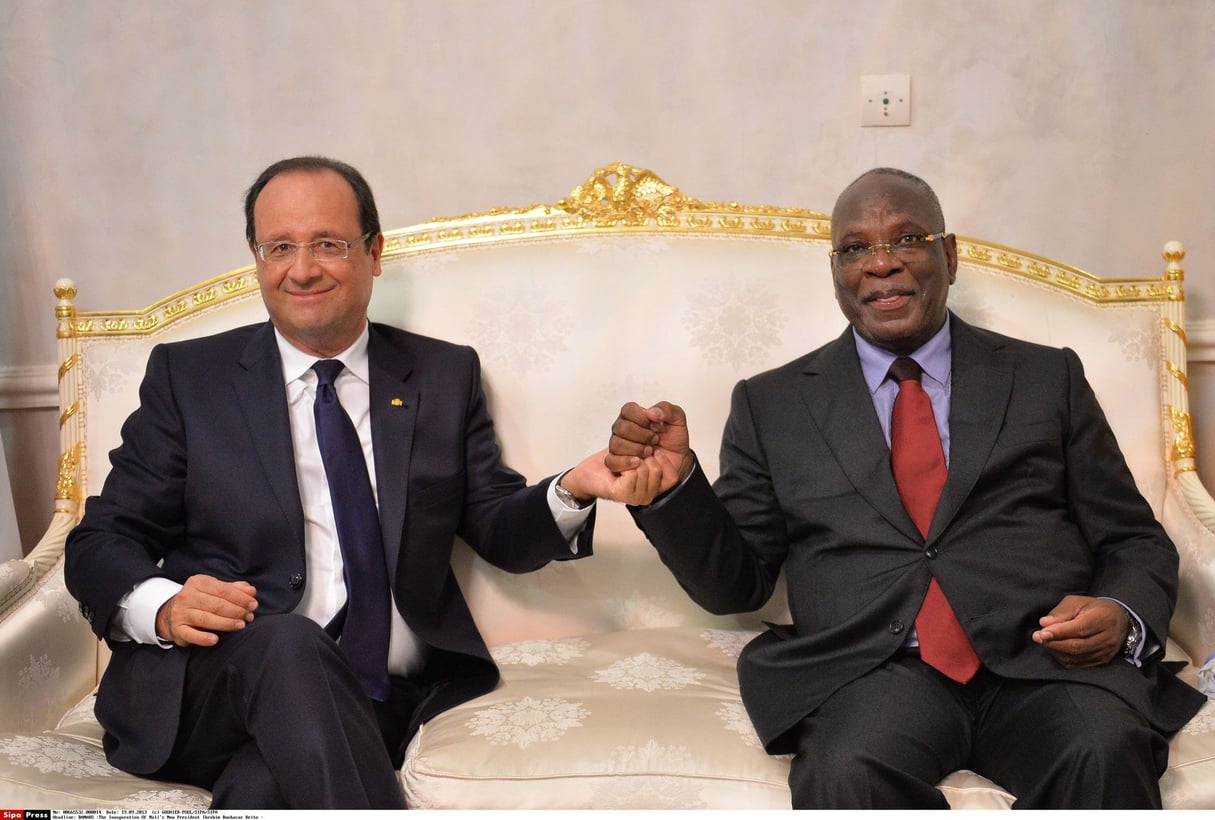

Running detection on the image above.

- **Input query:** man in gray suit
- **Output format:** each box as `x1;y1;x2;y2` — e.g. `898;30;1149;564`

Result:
66;156;661;808
607;168;1204;808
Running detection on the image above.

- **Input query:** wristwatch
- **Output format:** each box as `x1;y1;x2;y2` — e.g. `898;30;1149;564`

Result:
1121;609;1143;658
554;478;592;510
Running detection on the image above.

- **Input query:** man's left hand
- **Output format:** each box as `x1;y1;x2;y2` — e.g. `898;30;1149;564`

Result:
1032;595;1129;669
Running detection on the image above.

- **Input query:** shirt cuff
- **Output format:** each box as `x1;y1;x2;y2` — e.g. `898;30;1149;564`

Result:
115;577;183;647
548;474;594;554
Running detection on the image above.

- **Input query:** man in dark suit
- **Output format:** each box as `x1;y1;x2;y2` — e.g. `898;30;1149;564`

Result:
65;156;660;809
606;168;1205;808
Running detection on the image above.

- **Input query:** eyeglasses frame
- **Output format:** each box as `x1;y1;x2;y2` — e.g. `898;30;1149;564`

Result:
828;231;950;268
255;231;374;263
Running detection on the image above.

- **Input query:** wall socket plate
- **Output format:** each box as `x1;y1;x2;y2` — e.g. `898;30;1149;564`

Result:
861;74;911;127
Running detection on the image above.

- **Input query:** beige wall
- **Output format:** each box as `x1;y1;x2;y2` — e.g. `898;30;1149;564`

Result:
2;0;1214;553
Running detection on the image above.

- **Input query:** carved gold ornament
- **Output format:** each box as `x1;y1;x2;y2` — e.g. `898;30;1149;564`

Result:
1171;407;1198;471
55;443;80;504
558;162;688;227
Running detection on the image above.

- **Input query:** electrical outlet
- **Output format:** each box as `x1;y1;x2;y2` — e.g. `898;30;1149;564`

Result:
861;74;911;127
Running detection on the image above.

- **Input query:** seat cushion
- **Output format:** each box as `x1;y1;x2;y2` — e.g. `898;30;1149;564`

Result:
403;626;792;808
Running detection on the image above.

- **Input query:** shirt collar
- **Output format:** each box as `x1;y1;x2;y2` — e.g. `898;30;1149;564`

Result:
853;312;952;395
275;323;372;396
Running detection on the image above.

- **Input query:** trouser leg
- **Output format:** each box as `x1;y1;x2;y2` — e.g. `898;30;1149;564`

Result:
786;654;971;809
969;676;1167;809
157;614;406;809
208;739;287;807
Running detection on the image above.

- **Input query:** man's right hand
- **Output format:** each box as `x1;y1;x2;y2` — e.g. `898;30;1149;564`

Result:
155;575;258;647
605;401;694;497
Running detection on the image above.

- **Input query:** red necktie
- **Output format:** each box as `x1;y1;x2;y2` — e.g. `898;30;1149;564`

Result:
888;357;980;684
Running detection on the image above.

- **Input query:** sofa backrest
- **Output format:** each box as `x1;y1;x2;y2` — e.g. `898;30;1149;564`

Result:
53;163;1210;659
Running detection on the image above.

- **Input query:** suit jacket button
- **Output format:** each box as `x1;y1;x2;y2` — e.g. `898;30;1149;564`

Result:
288;572;304;590
925;545;938;559
890;620;905;635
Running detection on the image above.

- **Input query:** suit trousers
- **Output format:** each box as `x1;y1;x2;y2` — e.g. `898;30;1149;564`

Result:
152;614;407;809
786;652;1169;809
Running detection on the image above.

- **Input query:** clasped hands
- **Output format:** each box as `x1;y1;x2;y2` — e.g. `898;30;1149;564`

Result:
603;401;696;494
557;401;696;507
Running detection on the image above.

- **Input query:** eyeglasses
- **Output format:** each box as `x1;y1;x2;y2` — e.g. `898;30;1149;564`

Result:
255;232;373;263
829;232;948;270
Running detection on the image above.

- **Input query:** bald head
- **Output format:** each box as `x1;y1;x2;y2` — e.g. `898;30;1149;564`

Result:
832;168;944;237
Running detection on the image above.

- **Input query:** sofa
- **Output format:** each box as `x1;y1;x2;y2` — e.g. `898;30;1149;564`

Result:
1;163;1212;809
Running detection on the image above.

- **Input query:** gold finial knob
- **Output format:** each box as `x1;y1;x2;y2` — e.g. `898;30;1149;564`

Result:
54;278;79;334
54;278;78;301
1162;241;1185;282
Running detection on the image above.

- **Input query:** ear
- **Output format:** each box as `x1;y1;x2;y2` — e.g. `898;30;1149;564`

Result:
944;233;958;284
370;232;385;277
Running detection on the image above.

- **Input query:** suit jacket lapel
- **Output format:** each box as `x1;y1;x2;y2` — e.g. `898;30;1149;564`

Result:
800;328;923;544
367;325;418;576
235;323;304;544
929;314;1014;541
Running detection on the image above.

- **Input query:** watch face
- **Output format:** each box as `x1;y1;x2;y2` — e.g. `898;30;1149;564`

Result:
556;483;589;509
1124;622;1141;655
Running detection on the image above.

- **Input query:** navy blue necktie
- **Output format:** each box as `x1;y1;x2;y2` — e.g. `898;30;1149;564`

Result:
312;359;391;701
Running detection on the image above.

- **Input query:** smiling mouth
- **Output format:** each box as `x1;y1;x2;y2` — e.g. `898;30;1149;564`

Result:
286;287;335;299
866;289;914;307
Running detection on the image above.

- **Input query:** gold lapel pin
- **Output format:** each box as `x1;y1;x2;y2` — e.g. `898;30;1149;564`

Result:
391;398;404;407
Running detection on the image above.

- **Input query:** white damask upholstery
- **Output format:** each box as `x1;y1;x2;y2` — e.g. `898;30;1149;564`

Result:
1;165;1212;809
